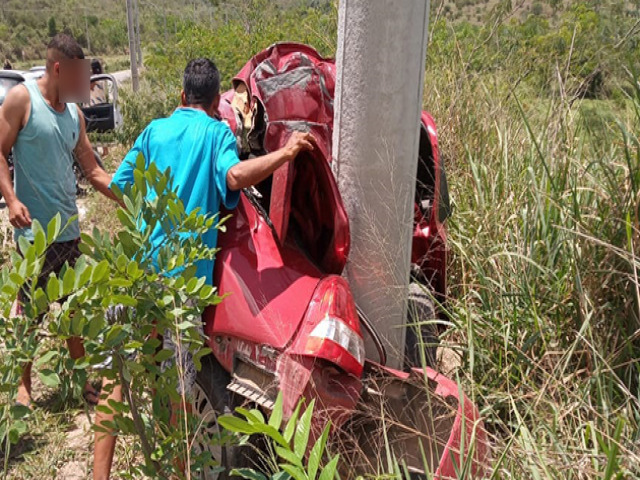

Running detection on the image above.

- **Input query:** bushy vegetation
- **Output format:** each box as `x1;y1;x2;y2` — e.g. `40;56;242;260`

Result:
0;0;332;63
1;161;225;476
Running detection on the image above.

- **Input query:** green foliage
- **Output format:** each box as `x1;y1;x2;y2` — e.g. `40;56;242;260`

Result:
427;2;640;100
218;394;339;480
0;157;226;477
114;0;336;145
425;17;640;473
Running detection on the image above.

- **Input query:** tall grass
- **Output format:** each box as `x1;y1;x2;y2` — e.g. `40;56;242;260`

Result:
424;27;640;478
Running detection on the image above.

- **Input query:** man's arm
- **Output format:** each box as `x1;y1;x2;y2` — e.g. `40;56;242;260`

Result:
0;86;31;228
74;105;117;201
226;131;316;191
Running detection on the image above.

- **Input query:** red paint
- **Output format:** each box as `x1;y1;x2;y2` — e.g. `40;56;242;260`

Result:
201;43;485;477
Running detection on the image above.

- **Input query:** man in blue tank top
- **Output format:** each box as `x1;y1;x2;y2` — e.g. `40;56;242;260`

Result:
0;35;115;408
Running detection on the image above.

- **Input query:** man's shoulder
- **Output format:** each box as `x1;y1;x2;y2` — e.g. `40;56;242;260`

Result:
1;83;30;125
3;82;29;109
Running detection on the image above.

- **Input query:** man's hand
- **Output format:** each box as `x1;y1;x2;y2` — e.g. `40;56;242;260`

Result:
8;199;31;229
226;131;317;191
283;131;316;161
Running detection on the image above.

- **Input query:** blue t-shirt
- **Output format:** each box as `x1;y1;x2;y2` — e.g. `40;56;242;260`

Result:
111;108;241;285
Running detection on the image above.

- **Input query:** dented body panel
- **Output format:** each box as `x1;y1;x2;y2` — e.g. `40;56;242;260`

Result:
201;43;486;477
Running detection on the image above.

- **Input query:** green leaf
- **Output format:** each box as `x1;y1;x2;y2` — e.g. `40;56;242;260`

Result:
280;464;307;480
218;415;258;435
17;236;31;257
46;275;60;302
269;392;284;430
116;208;137;230
47;213;62;243
109;294;137;307
39;369;61;388
126;261;139;278
115;254;128;271
230;469;268;480
284;402;302;444
35;350;58;368
86;317;105;339
33;225;46;256
62;267;76;295
154;348;174;363
307;423;331;480
108;278;133;288
294;400;315;459
91;260;110;283
75;258;92;288
317;456;339;480
271;472;292;480
71;314;85;336
105;325;125;344
276;446;304;468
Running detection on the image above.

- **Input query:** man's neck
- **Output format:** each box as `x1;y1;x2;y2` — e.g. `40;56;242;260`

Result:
37;74;65;112
183;103;208;113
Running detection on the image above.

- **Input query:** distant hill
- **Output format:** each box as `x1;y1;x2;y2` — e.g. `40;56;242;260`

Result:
0;0;636;62
0;0;332;62
434;0;639;24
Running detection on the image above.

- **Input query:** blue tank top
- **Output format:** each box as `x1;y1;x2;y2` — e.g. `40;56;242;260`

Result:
13;81;80;242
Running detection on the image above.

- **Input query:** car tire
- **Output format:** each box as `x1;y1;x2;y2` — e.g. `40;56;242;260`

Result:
404;283;439;369
193;355;259;480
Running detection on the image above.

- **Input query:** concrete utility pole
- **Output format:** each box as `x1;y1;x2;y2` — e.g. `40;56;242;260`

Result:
134;0;143;68
332;0;431;369
84;15;91;54
126;0;140;92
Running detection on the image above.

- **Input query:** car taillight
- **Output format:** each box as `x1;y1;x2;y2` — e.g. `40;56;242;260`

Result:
290;276;365;377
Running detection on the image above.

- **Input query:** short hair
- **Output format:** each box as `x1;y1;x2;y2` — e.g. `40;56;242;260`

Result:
47;34;85;64
183;58;220;107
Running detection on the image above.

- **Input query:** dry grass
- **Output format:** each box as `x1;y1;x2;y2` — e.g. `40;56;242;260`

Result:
420;23;640;478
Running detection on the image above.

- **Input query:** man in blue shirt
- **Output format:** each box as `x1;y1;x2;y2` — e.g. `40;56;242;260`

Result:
93;58;315;479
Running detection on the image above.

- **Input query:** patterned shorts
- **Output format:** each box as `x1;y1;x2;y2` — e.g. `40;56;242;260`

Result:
105;304;199;397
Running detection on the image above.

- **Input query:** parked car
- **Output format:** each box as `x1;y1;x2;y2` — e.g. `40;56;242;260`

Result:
193;43;486;479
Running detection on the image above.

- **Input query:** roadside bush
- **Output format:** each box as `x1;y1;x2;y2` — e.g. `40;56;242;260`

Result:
0;157;225;477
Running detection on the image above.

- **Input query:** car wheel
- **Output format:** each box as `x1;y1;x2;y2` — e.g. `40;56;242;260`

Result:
192;354;262;480
404;283;439;369
192;354;235;480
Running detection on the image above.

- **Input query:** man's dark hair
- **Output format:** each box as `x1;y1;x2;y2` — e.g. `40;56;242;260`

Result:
183;58;220;107
47;34;85;61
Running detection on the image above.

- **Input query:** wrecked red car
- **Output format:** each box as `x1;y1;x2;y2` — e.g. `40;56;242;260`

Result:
193;43;487;479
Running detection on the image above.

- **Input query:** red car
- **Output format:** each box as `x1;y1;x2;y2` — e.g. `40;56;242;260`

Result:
194;43;486;479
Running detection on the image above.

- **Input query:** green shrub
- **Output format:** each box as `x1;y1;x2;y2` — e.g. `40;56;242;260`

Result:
0;157;224;477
